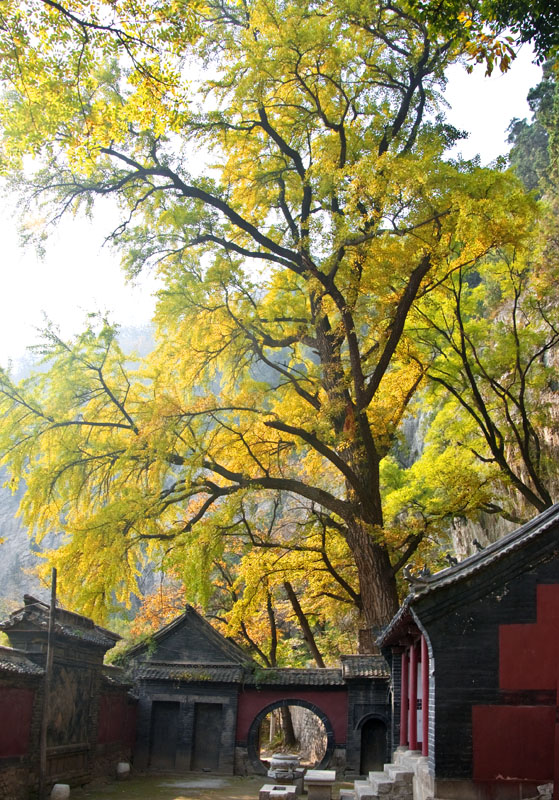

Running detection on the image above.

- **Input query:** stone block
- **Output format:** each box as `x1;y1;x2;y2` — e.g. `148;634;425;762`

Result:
368;773;392;794
116;761;130;780
354;779;376;800
384;765;413;784
268;773;304;795
50;786;70;800
305;769;336;800
259;784;298;800
307;785;333;800
305;769;336;783
392;785;413;800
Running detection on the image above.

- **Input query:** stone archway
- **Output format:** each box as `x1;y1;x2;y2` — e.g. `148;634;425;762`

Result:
246;698;336;775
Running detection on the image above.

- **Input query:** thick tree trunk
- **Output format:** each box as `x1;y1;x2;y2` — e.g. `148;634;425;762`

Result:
283;580;326;667
279;706;298;750
345;518;399;653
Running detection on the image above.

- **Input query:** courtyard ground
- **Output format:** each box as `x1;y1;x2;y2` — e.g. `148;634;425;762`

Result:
72;774;264;800
72;773;353;800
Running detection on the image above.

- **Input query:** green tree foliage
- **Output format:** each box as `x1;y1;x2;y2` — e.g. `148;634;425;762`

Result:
483;0;559;63
0;0;543;647
381;63;559;542
507;60;558;192
410;252;559;523
407;0;559;70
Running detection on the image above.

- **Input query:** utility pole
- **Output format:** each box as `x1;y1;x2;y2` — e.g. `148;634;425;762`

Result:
38;568;57;800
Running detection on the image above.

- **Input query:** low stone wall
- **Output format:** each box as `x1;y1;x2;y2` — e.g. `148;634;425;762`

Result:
0;664;135;799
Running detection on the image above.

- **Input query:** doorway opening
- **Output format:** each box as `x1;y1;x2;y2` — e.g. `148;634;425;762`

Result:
191;702;223;771
246;699;336;775
258;705;327;768
149;701;180;769
359;717;387;774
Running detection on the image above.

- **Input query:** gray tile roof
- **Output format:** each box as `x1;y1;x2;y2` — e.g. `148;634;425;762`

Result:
378;504;559;647
137;661;245;683
123;605;254;664
0;645;44;676
101;665;133;688
340;655;390;679
136;662;345;686
0;595;120;650
246;668;344;687
406;503;559;600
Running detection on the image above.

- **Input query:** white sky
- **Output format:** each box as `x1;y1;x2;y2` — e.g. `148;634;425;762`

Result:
0;48;542;368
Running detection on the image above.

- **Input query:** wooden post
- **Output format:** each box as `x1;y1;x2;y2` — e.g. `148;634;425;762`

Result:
409;642;418;751
421;636;429;757
39;568;57;800
400;649;409;747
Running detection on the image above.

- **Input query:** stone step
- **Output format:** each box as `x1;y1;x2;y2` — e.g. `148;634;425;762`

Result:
367;772;394;795
339;790;356;800
354;779;378;800
367;771;387;783
388;786;413;800
384;764;413;784
392;750;422;772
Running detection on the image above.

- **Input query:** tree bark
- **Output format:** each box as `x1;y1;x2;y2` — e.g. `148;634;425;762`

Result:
279;706;298;750
345;519;399;652
283;581;326;667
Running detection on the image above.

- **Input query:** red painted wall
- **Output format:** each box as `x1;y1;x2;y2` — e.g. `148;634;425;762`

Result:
500;584;559;690
98;693;137;746
472;583;559;783
473;706;554;781
236;688;348;743
0;687;35;757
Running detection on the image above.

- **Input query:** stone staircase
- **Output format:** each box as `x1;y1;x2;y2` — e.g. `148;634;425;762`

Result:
341;751;417;800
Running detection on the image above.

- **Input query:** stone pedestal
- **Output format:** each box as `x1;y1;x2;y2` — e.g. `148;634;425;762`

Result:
304;769;336;800
259;784;299;800
267;753;305;794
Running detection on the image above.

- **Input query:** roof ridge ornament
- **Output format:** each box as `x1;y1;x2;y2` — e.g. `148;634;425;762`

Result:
403;564;433;587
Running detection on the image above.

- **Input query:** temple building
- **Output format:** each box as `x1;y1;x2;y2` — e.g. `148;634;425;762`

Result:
378;502;559;800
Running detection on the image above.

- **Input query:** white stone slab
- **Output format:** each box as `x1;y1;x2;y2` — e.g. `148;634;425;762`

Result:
305;770;336;785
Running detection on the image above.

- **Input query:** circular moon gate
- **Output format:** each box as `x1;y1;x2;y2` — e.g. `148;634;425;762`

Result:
246;698;336;775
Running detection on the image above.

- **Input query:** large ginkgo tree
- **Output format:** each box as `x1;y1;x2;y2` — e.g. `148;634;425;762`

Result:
0;0;540;646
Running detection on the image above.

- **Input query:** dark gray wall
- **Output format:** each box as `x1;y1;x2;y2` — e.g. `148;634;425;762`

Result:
416;530;559;780
134;680;240;773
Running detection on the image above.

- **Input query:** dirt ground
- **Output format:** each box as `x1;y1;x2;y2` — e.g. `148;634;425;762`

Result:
72;774;264;800
72;773;353;800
